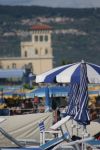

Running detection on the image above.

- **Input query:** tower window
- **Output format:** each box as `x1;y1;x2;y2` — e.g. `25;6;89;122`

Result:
7;66;10;69
35;49;38;55
40;35;43;41
35;35;38;41
45;35;48;41
24;51;27;57
45;49;48;54
12;63;16;69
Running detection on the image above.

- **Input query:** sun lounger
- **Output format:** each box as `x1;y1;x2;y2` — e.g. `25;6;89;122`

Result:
0;117;6;123
50;115;71;130
85;138;100;148
1;148;42;150
39;120;61;145
40;132;69;150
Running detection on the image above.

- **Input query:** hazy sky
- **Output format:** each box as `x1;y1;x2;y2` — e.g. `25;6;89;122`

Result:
0;0;100;8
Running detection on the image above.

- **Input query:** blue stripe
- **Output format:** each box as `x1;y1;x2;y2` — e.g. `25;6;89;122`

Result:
39;121;45;132
74;62;90;125
44;63;76;83
71;65;81;84
67;83;79;117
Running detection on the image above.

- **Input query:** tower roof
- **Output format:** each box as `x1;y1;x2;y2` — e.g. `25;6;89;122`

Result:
31;24;52;30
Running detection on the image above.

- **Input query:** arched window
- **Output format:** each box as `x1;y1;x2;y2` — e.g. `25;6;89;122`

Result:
24;51;27;57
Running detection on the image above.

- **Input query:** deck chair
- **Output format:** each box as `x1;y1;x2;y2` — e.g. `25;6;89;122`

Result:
38;119;71;150
0;117;6;123
85;138;100;149
1;148;42;150
40;132;69;150
50;115;71;130
0;129;42;150
38;120;61;145
0;118;42;150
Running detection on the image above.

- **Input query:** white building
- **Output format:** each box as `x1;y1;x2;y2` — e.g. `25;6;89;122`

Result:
0;24;53;75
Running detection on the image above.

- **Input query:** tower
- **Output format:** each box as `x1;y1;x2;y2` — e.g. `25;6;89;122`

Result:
21;24;53;74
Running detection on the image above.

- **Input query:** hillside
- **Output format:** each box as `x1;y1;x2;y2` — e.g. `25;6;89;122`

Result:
0;5;100;66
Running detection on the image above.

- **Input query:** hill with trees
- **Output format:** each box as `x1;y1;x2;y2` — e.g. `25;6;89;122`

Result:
0;5;100;66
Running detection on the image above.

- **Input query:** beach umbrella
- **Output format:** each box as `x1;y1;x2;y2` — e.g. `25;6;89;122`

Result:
45;86;51;112
28;73;36;88
36;60;100;120
0;88;5;104
36;61;100;84
74;61;90;125
26;86;69;98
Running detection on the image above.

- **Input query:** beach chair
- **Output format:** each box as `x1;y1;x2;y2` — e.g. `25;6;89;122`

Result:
0;117;6;123
85;138;100;149
50;115;71;130
1;148;42;150
38;120;61;145
55;134;100;150
40;132;69;150
0;118;42;150
38;118;73;150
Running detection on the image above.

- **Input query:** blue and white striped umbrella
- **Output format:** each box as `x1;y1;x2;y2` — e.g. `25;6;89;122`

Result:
36;61;100;84
74;61;90;125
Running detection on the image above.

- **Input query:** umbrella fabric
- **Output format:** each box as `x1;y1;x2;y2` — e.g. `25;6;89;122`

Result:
0;98;5;104
0;69;25;78
66;82;80;117
26;86;69;98
36;61;100;84
29;73;36;88
74;62;90;125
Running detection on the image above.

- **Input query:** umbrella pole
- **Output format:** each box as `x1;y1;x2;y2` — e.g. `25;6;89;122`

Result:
71;120;73;136
82;126;84;150
71;119;76;136
76;122;81;136
76;123;79;136
82;125;87;150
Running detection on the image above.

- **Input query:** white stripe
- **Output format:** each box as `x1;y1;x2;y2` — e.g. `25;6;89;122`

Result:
87;64;100;83
56;63;80;83
36;65;69;83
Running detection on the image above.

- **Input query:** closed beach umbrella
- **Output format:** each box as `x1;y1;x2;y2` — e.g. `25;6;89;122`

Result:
74;61;90;125
45;86;51;112
36;61;100;84
67;82;80;117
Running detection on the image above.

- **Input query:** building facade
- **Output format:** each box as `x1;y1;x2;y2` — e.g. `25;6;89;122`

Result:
0;24;53;75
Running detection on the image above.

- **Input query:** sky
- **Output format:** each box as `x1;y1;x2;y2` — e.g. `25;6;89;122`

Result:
0;0;100;8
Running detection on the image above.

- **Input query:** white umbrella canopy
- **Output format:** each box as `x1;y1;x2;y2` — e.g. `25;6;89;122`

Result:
36;61;100;84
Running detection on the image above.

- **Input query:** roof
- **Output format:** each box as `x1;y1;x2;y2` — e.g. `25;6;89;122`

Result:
31;24;52;30
0;69;25;78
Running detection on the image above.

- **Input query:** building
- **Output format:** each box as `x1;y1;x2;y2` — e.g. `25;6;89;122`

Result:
0;24;53;75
